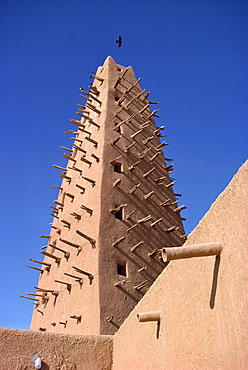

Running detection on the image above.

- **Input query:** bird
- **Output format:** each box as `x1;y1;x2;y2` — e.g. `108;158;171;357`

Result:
116;36;122;47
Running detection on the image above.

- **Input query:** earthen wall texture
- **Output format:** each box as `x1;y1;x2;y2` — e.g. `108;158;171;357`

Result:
113;161;248;370
0;328;113;370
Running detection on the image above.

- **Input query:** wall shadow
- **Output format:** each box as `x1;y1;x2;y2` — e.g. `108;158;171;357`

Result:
210;255;221;309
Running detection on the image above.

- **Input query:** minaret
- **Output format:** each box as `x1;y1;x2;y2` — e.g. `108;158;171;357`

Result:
26;56;186;335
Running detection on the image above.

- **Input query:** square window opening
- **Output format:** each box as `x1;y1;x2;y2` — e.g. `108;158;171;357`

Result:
113;162;122;173
115;208;123;220
117;262;127;276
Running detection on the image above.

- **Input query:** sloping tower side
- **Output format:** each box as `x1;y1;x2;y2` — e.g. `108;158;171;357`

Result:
28;56;186;335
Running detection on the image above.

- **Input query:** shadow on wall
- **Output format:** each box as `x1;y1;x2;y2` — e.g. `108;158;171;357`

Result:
210;255;221;309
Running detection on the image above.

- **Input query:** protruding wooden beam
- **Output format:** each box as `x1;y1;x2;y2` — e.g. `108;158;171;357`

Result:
174;205;187;213
50;244;70;259
143;167;155;178
59;238;82;252
165;180;177;188
40;251;61;264
161;242;223;262
81;157;92;167
85;136;98;147
90;73;104;82
70;212;81;220
91;153;100;162
76;230;96;247
149;152;160;162
81;204;93;216
51;185;63;190
134;280;148;290
139;148;151;158
112;236;125;247
156;141;168;150
75;184;85;193
131;129;142;139
20;295;39;301
54;280;72;291
130;183;140;194
110;204;127;214
113;178;121;187
151;218;162;227
128;160;140;171
82;176;96;187
144;191;154;199
127;224;138;232
165;226;179;233
148;249;160;257
143;136;154;145
114;279;131;287
131;241;144;252
64;272;83;285
125;210;136;219
23;264;44;272
73;266;93;281
109;155;122;164
59;146;73;152
125;142;136;152
138;215;152;224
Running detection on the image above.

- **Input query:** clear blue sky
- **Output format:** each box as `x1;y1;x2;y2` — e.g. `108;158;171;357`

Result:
1;0;247;330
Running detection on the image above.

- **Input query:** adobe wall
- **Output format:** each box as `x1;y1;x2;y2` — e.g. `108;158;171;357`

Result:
0;328;113;370
113;161;248;370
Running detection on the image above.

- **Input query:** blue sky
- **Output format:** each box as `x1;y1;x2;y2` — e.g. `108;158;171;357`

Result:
1;0;247;330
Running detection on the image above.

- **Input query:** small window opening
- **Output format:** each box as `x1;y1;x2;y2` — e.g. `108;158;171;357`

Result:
113;162;122;173
117;262;127;276
115;208;123;220
114;124;122;134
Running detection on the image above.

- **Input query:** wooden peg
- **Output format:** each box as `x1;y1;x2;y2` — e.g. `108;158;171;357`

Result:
149;101;159;104
27;293;45;298
151;218;162;227
149;152;160;162
114;279;131;287
131;129;142;139
89;85;100;95
70;315;82;323
111;135;122;146
74;103;86;109
40;251;61;264
86;102;101;115
69;119;84;127
127;112;137;122
140;121;150;129
73;266;93;281
160;199;171;207
106;316;114;322
81;204;93;215
165;226;179;233
60;220;71;229
144;191;154;199
82;176;96;187
165;180;177;188
126;77;141;93
59;238;82;252
64;272;83;285
114;77;121;89
180;234;188;239
59;321;67;327
112;236;125;247
80;157;92;167
113;121;125;131
114;107;123;116
138;215;152;224
125;210;136;219
109;155;122;164
154;126;165;134
63;153;76;162
131;241;144;252
65;192;75;201
174;205;187;213
110;204;127;214
128;160;140;171
70;212;81;220
37;310;44;315
139;148;151;158
143;167;155;178
174;193;182;197
134;280;148;290
127;224;138;232
59;174;71;182
147;110;160;119
75;184;85;193
50;245;70;259
70;138;82;144
139;103;149;114
156;141;168;150
90;73;104;82
74;145;87;154
148;249;160;257
65;130;78;134
54;280;72;291
89;93;102;105
129;183;140;194
90;119;100;129
120;66;130;79
51;185;63;190
113;178;121;187
76;230;96;247
53;200;64;207
29;259;51;271
20;295;39;301
23;264;44;272
68;166;82;174
143;136;154;145
59;146;73;152
40;235;50;239
125;142;136;152
78;127;91;135
138;267;146;273
85;136;98;147
91;153;100;162
144;91;150;99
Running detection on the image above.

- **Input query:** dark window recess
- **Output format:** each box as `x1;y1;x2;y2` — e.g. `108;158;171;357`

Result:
113;162;122;173
117;262;127;276
115;124;122;134
115;208;123;220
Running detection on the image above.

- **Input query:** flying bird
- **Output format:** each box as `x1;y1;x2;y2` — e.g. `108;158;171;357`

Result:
116;36;122;47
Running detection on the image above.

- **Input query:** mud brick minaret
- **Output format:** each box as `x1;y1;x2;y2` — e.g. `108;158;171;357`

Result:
26;56;186;335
